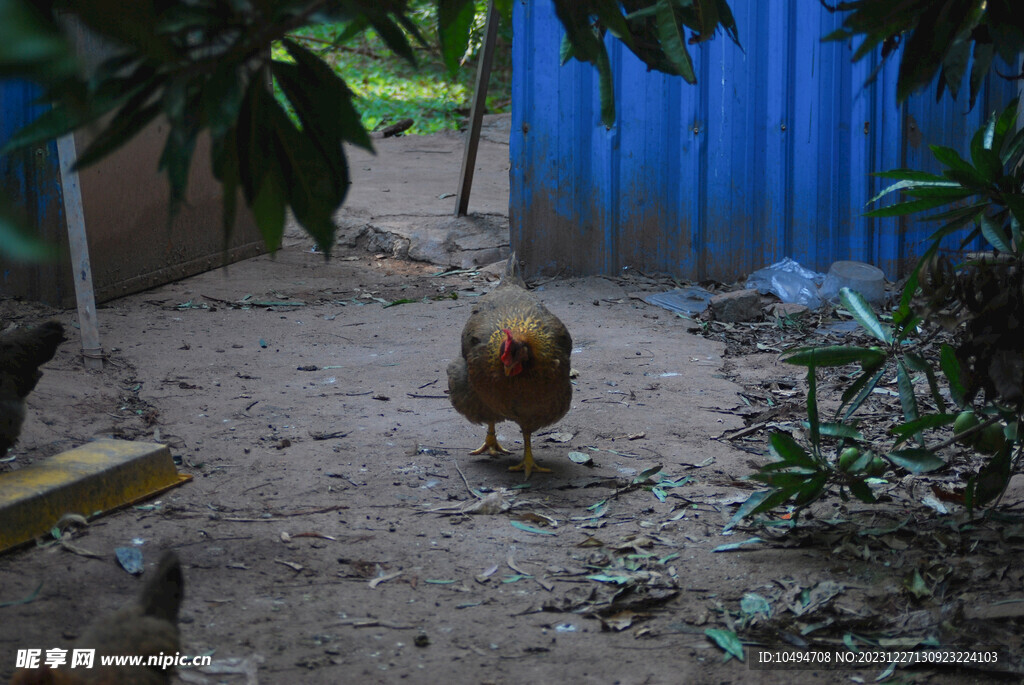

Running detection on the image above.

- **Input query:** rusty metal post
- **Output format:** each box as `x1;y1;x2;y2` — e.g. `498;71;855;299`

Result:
455;0;499;217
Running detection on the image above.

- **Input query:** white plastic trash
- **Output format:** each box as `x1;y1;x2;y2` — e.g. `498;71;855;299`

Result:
820;261;886;304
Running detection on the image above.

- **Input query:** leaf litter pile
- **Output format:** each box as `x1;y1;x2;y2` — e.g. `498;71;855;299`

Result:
690;293;1024;677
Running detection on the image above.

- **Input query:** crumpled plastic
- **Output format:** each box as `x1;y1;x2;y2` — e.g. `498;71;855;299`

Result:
745;257;825;309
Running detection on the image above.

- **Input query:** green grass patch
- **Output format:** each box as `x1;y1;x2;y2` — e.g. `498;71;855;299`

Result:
275;16;511;135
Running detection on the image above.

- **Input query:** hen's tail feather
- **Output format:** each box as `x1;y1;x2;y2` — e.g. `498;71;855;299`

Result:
139;551;183;624
0;321;65;398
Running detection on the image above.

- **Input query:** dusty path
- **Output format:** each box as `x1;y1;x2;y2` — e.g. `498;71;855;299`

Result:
1;123;1015;684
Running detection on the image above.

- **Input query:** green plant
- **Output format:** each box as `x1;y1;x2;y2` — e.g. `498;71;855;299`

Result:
741;98;1024;520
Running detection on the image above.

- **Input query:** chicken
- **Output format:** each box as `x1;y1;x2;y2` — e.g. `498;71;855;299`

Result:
447;254;573;477
0;321;65;455
11;551;184;685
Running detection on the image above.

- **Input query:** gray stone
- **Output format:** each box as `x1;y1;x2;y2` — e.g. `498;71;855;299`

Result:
710;289;762;323
767;302;810;319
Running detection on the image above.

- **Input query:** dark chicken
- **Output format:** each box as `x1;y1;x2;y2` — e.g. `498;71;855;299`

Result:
10;551;184;685
0;321;65;455
447;254;573;477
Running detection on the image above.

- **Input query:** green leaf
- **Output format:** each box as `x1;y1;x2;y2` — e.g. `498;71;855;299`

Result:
783;345;886;369
847;477;876;503
749;486;800;515
0;576;43;608
725;491;769;530
0;209;59;262
805;365;820;449
885;449;946;475
438;0;475;75
903;352;946;412
975;443;1012;505
749;472;817;489
592;0;633;47
905;568;931;599
793;471;828;506
968;42;994;111
840;365;887;421
979;213;1012;253
769;432;816;469
632;463;664;484
74;84;164;171
895;359;920;434
587;573;631;584
251;152;287;252
705;628;745;661
279;40;372;151
0;104;76;157
364;9;416;63
1004;194;1024;237
864;196;961;218
816;423;864;440
655;0;697;83
712;538;763;553
939;344;966;407
839;288;892;343
903;185;976;200
559;33;575;65
202;63;247;138
511;521;556;536
872;169;953;183
1002;123;1024;167
740;593;772;619
930;144;981;177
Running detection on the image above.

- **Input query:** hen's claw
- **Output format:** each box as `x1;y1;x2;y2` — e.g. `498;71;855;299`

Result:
508;458;551;479
470;423;510;456
508;434;548;479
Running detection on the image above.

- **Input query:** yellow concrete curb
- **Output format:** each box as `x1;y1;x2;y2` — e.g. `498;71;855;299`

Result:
0;439;190;553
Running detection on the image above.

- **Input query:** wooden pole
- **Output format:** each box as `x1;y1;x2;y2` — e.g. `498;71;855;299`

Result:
455;0;500;217
56;134;104;370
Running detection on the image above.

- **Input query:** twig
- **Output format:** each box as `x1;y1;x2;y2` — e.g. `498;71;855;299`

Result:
309;430;349;440
453;462;483;500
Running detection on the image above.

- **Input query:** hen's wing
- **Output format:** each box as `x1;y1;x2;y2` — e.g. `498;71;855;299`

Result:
447;357;501;426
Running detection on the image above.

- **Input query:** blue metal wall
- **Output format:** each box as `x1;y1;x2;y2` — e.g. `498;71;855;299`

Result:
0;80;70;303
510;0;1021;281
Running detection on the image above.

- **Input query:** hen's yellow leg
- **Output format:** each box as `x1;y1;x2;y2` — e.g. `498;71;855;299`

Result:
470;422;510;456
508;432;551;479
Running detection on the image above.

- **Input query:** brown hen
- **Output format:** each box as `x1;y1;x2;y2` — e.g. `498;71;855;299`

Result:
447;254;573;477
11;551;184;685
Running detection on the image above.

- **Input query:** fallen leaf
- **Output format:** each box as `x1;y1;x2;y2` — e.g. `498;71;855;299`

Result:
511;521;556;536
577;536;604;548
568;451;594;465
475;564;499;584
369;570;403;588
273;558;304;572
712;537;763;553
546;431;576;443
705;628;744;661
600;610;647;631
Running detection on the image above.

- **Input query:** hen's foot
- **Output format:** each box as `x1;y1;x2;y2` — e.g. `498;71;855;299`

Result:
469;432;510;456
508;457;551;479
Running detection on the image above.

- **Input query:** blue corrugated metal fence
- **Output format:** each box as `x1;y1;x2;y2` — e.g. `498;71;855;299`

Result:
510;0;1021;281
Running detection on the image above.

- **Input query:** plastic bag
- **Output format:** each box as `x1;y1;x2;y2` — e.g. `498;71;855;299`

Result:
745;257;824;309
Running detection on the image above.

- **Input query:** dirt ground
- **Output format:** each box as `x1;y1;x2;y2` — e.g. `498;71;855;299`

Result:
2;125;1023;685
